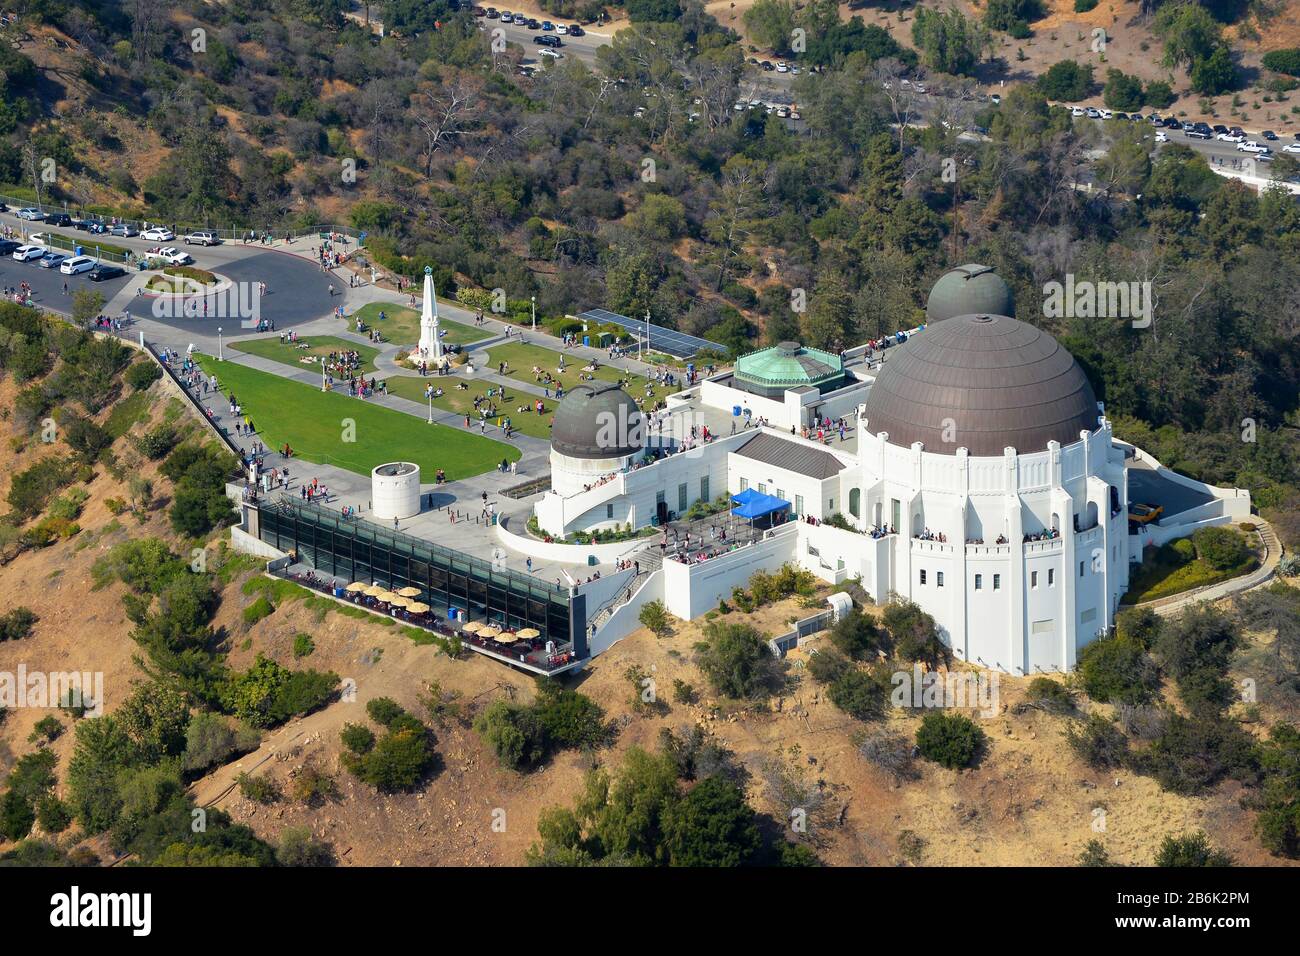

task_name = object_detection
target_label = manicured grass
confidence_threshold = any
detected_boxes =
[384,375,555,440]
[230,335,381,374]
[352,302,489,348]
[195,355,517,479]
[483,342,675,407]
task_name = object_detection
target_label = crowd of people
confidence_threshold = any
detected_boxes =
[1024,528,1061,542]
[914,528,948,542]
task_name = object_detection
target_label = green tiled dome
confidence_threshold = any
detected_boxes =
[927,264,1014,323]
[733,342,846,398]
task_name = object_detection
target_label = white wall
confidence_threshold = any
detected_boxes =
[661,524,799,620]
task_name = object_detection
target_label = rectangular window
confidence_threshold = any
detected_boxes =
[656,490,665,505]
[1080,608,1097,624]
[678,483,688,512]
[937,571,944,587]
[1080,561,1085,577]
[891,499,901,532]
[993,574,1001,590]
[776,489,785,503]
[700,476,709,503]
[919,569,927,585]
[1048,568,1055,587]
[827,498,834,512]
[1031,571,1038,589]
[974,574,983,590]
[606,503,614,519]
[739,478,748,492]
[1031,619,1054,635]
[758,482,767,495]
[795,494,804,515]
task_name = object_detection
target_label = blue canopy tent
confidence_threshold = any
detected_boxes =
[731,490,791,529]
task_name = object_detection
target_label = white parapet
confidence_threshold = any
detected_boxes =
[372,462,421,520]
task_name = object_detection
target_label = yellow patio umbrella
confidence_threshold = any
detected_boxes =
[376,591,398,603]
[478,625,501,638]
[345,581,369,593]
[494,632,517,644]
[388,596,411,608]
[517,628,541,639]
[363,584,386,597]
[407,602,430,614]
[461,621,484,634]
[396,586,422,598]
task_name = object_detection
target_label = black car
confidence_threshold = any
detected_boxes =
[525,18,539,28]
[761,60,774,71]
[1212,124,1228,134]
[0,239,19,256]
[485,8,498,17]
[45,212,72,227]
[1263,130,1278,141]
[87,264,126,282]
[74,218,108,233]
[1163,117,1181,129]
[568,24,583,36]
[533,34,560,47]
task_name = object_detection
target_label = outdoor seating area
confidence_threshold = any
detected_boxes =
[280,570,578,674]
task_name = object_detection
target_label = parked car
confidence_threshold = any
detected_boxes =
[88,263,126,282]
[141,227,175,241]
[525,18,539,29]
[12,244,46,261]
[472,6,486,16]
[1154,130,1169,143]
[1212,124,1228,134]
[1238,140,1271,153]
[16,207,43,220]
[485,7,498,18]
[1283,142,1300,154]
[0,239,19,255]
[533,34,560,47]
[761,60,773,71]
[989,93,1000,105]
[541,20,553,29]
[776,61,788,73]
[108,223,138,237]
[74,218,107,233]
[44,212,72,227]
[38,251,69,269]
[1070,106,1084,117]
[183,230,220,245]
[556,23,568,34]
[59,255,95,275]
[1186,128,1210,139]
[1216,131,1243,142]
[567,24,583,36]
[1262,130,1278,141]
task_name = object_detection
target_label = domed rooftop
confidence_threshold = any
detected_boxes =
[733,342,846,398]
[861,313,1100,457]
[927,264,1014,324]
[550,382,643,460]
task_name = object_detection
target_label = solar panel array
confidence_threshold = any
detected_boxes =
[576,308,725,359]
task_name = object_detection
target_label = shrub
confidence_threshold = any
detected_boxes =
[1038,60,1095,101]
[1263,49,1300,77]
[125,361,162,391]
[276,826,335,866]
[1025,677,1072,710]
[290,767,338,806]
[365,697,406,728]
[638,600,671,637]
[340,723,376,754]
[341,726,435,792]
[1067,713,1129,769]
[697,621,782,700]
[292,633,315,658]
[236,773,280,804]
[1191,526,1249,571]
[1155,831,1232,867]
[806,648,849,684]
[1077,635,1159,704]
[828,608,887,661]
[242,597,274,626]
[915,711,986,769]
[0,608,37,642]
[1074,0,1098,10]
[828,668,887,720]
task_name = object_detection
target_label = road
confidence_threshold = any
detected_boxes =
[482,18,609,68]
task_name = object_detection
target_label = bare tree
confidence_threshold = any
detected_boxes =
[411,82,480,178]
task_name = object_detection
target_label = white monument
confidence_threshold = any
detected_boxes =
[416,265,443,363]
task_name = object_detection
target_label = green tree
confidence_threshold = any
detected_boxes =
[1155,831,1233,866]
[915,711,986,769]
[662,775,762,866]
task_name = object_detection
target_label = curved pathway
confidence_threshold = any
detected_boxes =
[1137,520,1283,617]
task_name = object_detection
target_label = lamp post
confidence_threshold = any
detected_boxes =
[531,295,536,332]
[321,358,328,393]
[217,327,223,361]
[427,391,434,424]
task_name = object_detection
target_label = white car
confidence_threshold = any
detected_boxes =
[141,227,175,241]
[1098,109,1113,120]
[538,48,561,59]
[16,207,43,220]
[1216,131,1244,143]
[990,93,1001,105]
[1283,143,1300,154]
[776,62,788,73]
[59,255,95,275]
[12,244,45,261]
[183,230,220,246]
[1070,106,1084,117]
[147,246,194,265]
[1238,140,1270,153]
[1154,130,1169,143]
[556,24,567,34]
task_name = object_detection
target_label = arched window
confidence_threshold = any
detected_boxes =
[848,488,861,519]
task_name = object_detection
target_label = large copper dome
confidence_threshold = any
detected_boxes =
[550,382,643,459]
[862,313,1100,456]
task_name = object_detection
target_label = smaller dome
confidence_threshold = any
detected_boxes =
[550,382,643,459]
[733,341,846,398]
[927,264,1014,323]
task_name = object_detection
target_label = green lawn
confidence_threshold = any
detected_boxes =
[230,335,381,374]
[352,302,489,349]
[483,342,675,407]
[195,355,518,479]
[384,375,555,440]
[1122,537,1259,604]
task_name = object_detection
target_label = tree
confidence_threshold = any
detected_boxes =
[911,7,989,77]
[915,711,986,769]
[638,600,671,638]
[828,609,887,661]
[883,601,949,669]
[1191,45,1236,95]
[828,669,887,720]
[277,826,336,866]
[1077,634,1159,704]
[696,621,781,700]
[742,0,798,55]
[1103,70,1146,111]
[661,776,762,866]
[1038,60,1095,101]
